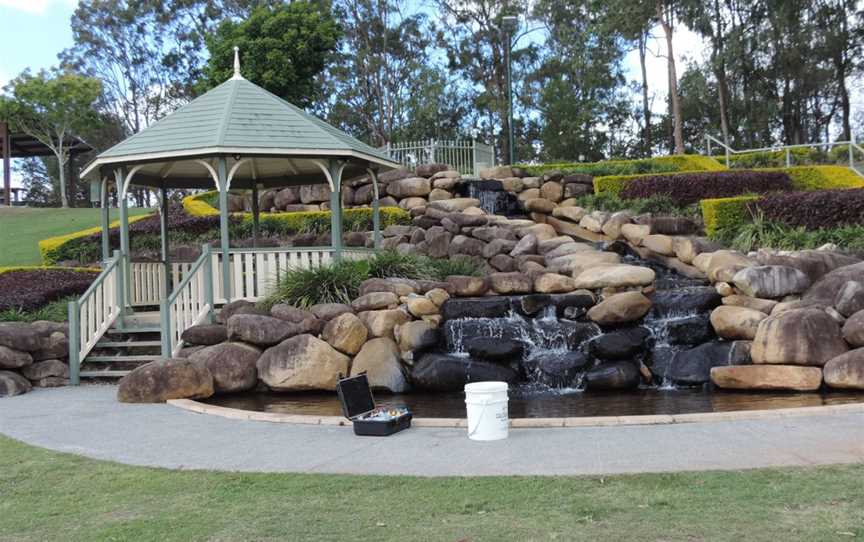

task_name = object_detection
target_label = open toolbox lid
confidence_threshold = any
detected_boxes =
[336,373,376,420]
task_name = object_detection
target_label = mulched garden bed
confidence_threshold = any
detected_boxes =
[0,269,99,312]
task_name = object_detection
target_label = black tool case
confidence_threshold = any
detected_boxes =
[336,373,412,436]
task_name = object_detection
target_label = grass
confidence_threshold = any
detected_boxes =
[0,434,862,541]
[0,207,151,266]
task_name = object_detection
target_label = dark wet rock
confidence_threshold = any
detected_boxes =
[670,341,750,386]
[519,294,553,316]
[523,351,590,387]
[551,292,596,317]
[650,287,721,317]
[585,361,640,390]
[441,297,513,320]
[589,327,650,360]
[411,353,519,392]
[180,324,227,346]
[466,337,524,362]
[667,315,715,345]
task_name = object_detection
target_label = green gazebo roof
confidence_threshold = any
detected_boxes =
[81,72,398,187]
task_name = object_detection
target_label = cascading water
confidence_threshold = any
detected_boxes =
[457,179,522,216]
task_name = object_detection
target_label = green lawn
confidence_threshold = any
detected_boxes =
[0,207,151,266]
[0,435,862,541]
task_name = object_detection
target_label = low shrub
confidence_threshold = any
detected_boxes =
[0,268,99,312]
[618,171,792,205]
[39,213,152,264]
[574,192,700,220]
[701,195,761,237]
[752,187,864,230]
[716,213,864,252]
[521,155,725,178]
[773,166,864,191]
[724,147,827,169]
[0,296,75,323]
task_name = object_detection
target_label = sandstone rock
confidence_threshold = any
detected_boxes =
[692,252,714,274]
[358,309,411,338]
[0,370,32,397]
[446,275,489,297]
[425,288,450,308]
[751,308,849,366]
[0,322,44,352]
[710,306,768,340]
[573,265,655,290]
[0,345,33,369]
[350,338,409,392]
[601,212,632,240]
[405,296,438,318]
[721,295,777,314]
[539,181,563,202]
[835,281,864,317]
[399,196,428,210]
[30,321,68,335]
[227,314,308,347]
[300,183,330,204]
[547,251,620,275]
[427,198,481,213]
[621,223,651,246]
[180,324,227,346]
[309,303,353,321]
[433,177,459,191]
[647,216,698,235]
[579,211,609,233]
[499,178,523,192]
[33,377,68,388]
[480,165,515,179]
[257,335,349,391]
[471,226,516,243]
[823,348,864,390]
[673,237,722,264]
[756,250,860,283]
[387,177,431,198]
[489,272,534,294]
[523,198,555,214]
[642,234,675,256]
[510,234,538,257]
[544,242,594,260]
[411,353,518,391]
[30,331,68,361]
[190,342,260,393]
[585,361,640,390]
[534,273,577,293]
[482,238,518,258]
[117,359,214,403]
[270,304,316,324]
[711,365,822,391]
[842,310,864,347]
[519,223,558,241]
[20,359,68,380]
[448,235,485,257]
[587,292,651,325]
[551,206,587,223]
[216,299,266,324]
[427,188,452,202]
[518,188,541,201]
[351,291,399,312]
[394,320,439,356]
[537,236,573,255]
[706,250,755,282]
[322,313,368,355]
[732,265,811,299]
[715,282,734,296]
[359,277,419,297]
[416,163,449,177]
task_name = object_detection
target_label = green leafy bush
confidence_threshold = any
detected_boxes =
[715,212,864,252]
[0,296,74,323]
[618,170,792,205]
[574,192,699,218]
[700,195,761,237]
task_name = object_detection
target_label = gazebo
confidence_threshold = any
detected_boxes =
[71,50,399,378]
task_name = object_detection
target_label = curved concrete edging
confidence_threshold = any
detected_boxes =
[168,398,864,428]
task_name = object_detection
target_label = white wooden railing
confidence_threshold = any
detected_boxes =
[129,261,195,306]
[162,246,214,357]
[67,250,124,384]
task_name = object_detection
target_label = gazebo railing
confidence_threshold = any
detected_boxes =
[161,245,214,357]
[68,250,124,384]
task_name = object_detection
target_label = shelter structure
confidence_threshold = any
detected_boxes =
[71,49,400,381]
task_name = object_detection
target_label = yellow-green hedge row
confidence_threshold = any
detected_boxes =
[38,214,152,265]
[183,191,220,217]
[0,265,101,275]
[700,195,762,237]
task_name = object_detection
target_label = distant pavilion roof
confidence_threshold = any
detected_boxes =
[81,76,399,189]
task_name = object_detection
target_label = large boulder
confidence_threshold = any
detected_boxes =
[117,359,214,403]
[394,320,439,356]
[803,261,864,306]
[546,251,620,275]
[309,303,353,321]
[257,334,349,391]
[588,327,650,360]
[524,351,590,387]
[601,212,632,240]
[359,277,420,297]
[411,353,519,392]
[751,308,849,366]
[706,250,754,282]
[20,359,68,380]
[445,275,490,297]
[510,234,538,257]
[710,365,823,391]
[670,341,750,386]
[835,281,864,317]
[300,183,330,204]
[270,304,316,323]
[0,370,32,397]
[642,234,675,256]
[357,309,411,338]
[31,332,68,361]
[189,342,260,393]
[585,361,640,390]
[573,265,655,290]
[552,206,587,224]
[755,250,860,283]
[351,291,399,312]
[673,237,722,264]
[650,287,721,317]
[489,272,534,294]
[587,292,651,325]
[709,306,768,340]
[180,324,228,346]
[441,297,511,320]
[534,273,577,294]
[466,337,524,362]
[405,296,439,318]
[731,265,811,299]
[0,323,44,352]
[216,299,267,324]
[448,235,486,257]
[350,338,409,392]
[721,295,778,314]
[667,315,715,345]
[387,177,431,198]
[823,348,864,390]
[842,310,864,347]
[0,345,33,369]
[321,313,368,355]
[427,198,481,213]
[227,314,307,347]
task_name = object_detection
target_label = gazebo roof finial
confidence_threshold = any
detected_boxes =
[231,46,244,80]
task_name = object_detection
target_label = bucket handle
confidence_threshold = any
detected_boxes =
[467,397,498,438]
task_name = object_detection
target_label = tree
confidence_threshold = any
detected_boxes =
[0,70,101,208]
[200,3,340,107]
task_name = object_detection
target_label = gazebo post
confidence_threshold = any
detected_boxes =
[329,160,344,261]
[217,157,232,302]
[115,167,131,311]
[251,183,260,248]
[367,168,382,249]
[159,184,170,297]
[99,178,110,262]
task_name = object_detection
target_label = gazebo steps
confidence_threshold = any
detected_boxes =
[79,370,131,379]
[81,318,165,380]
[85,355,161,363]
[95,340,162,349]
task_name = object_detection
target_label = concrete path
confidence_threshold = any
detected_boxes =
[1,385,864,477]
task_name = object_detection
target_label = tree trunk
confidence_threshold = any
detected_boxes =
[716,66,731,146]
[657,1,684,155]
[57,155,68,208]
[638,33,652,157]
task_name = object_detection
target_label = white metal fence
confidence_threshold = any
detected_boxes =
[383,139,495,176]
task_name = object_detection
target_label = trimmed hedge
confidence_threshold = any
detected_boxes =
[752,188,864,230]
[39,214,152,265]
[701,195,761,237]
[618,170,792,205]
[773,166,864,191]
[520,155,726,178]
[183,192,220,217]
[0,268,99,312]
[724,148,858,169]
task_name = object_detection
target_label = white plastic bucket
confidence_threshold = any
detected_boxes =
[464,381,509,441]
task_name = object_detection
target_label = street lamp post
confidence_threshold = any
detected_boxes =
[502,15,518,166]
